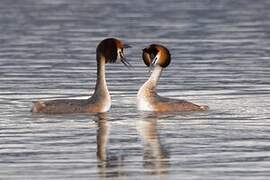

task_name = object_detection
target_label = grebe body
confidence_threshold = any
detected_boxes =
[137,44,208,112]
[32,38,131,114]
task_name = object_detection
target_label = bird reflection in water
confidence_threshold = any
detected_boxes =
[95,112,169,178]
[95,113,125,178]
[137,112,170,175]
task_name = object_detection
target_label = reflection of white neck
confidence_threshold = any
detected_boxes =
[97,118,109,161]
[136,120,168,174]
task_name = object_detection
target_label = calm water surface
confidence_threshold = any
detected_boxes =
[1,0,270,179]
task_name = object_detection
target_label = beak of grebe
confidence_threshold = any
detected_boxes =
[120,43,133,69]
[149,56,158,72]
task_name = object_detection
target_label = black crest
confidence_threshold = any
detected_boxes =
[97,38,118,63]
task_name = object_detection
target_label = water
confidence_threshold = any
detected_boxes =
[1,0,270,179]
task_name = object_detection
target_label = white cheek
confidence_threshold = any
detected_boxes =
[117,50,121,60]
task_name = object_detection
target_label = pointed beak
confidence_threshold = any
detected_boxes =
[120,43,132,69]
[121,57,132,69]
[120,52,133,69]
[150,57,157,67]
[148,56,157,73]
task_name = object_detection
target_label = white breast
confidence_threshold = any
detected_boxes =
[137,87,154,111]
[100,95,111,112]
[102,101,111,112]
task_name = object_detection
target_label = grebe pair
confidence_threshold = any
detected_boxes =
[32,38,208,114]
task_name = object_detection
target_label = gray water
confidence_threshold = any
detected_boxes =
[1,0,270,179]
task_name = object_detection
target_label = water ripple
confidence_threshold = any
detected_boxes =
[1,0,270,179]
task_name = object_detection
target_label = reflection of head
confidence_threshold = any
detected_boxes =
[96,113,125,178]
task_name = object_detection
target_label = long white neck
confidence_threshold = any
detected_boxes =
[139,65,163,94]
[91,56,111,107]
[137,65,163,111]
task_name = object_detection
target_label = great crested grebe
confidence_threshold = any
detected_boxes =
[32,38,131,114]
[137,44,208,112]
